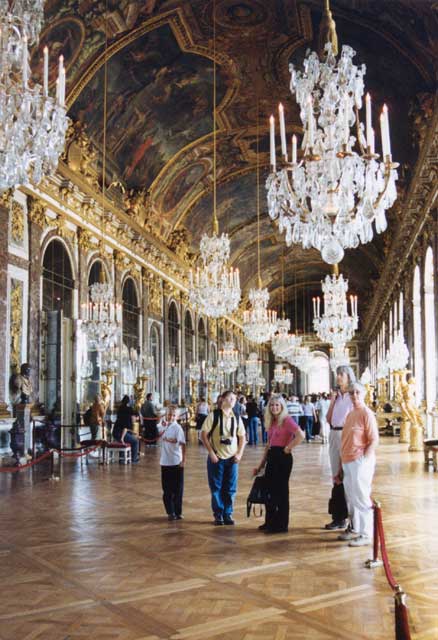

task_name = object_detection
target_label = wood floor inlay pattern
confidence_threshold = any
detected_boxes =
[0,436,437,639]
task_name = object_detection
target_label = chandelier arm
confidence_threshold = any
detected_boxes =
[284,172,311,217]
[373,167,393,210]
[354,105,366,156]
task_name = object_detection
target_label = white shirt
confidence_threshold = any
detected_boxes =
[159,421,186,466]
[317,398,330,420]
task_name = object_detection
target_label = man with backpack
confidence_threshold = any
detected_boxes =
[201,390,246,526]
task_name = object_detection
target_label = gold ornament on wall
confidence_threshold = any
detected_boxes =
[27,197,48,228]
[9,280,23,376]
[147,272,163,316]
[10,200,25,246]
[77,227,95,252]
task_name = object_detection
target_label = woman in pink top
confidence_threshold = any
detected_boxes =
[254,395,304,533]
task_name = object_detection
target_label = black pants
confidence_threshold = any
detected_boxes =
[143,419,158,444]
[264,447,293,532]
[161,465,184,516]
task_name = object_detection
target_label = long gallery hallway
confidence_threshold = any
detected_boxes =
[0,436,437,640]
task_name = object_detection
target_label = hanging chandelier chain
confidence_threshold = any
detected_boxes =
[212,0,218,234]
[256,102,261,283]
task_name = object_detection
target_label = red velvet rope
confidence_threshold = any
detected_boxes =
[0,449,53,473]
[375,505,398,590]
[58,446,100,458]
[373,502,412,640]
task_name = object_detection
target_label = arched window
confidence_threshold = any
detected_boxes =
[150,324,161,396]
[184,311,194,402]
[122,278,140,352]
[424,248,436,415]
[198,318,207,363]
[168,302,180,403]
[42,239,74,317]
[413,266,424,403]
[88,260,106,289]
[399,290,404,332]
[307,351,330,394]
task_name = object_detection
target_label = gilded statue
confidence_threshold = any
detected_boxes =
[400,378,424,432]
[133,378,146,413]
[9,280,23,375]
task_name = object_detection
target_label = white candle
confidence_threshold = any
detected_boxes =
[55,77,59,103]
[43,46,49,97]
[278,103,287,158]
[22,36,28,86]
[380,113,389,158]
[292,134,297,164]
[370,127,375,155]
[312,297,316,316]
[269,115,276,171]
[317,297,320,318]
[365,93,372,148]
[344,94,349,146]
[60,67,65,106]
[382,104,391,157]
[307,97,314,148]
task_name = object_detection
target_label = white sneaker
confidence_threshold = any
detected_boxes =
[349,535,371,547]
[338,530,359,541]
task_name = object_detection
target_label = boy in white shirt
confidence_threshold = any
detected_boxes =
[158,406,186,521]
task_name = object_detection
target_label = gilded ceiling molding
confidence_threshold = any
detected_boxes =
[77,228,95,253]
[363,104,438,340]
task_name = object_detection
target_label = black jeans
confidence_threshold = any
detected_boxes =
[161,465,184,516]
[264,447,293,532]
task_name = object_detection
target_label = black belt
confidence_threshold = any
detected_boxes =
[330,426,343,431]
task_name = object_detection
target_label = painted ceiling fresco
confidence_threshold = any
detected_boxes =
[38,0,437,327]
[69,24,228,190]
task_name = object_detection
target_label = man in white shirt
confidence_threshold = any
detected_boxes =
[159,406,186,521]
[316,393,331,443]
[201,390,246,526]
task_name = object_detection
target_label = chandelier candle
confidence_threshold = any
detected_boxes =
[269,115,276,170]
[279,103,287,158]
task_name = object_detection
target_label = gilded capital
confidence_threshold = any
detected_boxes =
[77,228,94,253]
[27,197,48,228]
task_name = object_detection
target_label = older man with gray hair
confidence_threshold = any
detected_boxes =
[336,382,379,546]
[324,365,356,530]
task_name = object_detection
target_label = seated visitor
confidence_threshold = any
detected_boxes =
[113,395,140,463]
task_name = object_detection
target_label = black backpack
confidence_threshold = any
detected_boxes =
[247,475,271,517]
[83,407,92,427]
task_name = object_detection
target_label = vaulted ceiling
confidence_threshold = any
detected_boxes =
[37,0,437,330]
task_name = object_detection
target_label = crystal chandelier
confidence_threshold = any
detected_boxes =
[284,369,293,385]
[245,352,262,386]
[287,344,312,373]
[272,317,302,358]
[217,341,239,374]
[313,266,358,346]
[266,1,398,264]
[0,0,69,191]
[243,285,278,344]
[386,331,409,371]
[330,345,350,372]
[274,364,286,384]
[188,5,240,318]
[82,280,122,352]
[272,255,302,357]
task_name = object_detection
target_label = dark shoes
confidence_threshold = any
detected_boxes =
[168,514,178,521]
[258,523,268,531]
[324,519,347,530]
[214,516,235,526]
[264,527,288,534]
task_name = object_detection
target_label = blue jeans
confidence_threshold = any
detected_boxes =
[260,417,267,443]
[207,456,239,519]
[117,431,139,461]
[303,416,314,441]
[248,417,258,444]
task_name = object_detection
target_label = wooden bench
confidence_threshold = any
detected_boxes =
[423,439,438,466]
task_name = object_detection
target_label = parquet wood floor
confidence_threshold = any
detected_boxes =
[0,435,437,639]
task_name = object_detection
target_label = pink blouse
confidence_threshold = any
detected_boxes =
[268,416,299,447]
